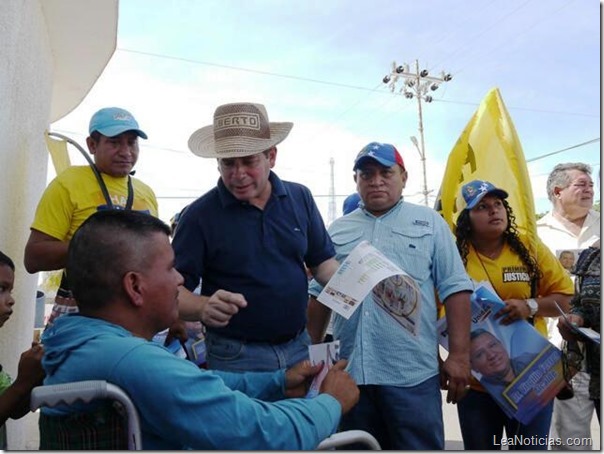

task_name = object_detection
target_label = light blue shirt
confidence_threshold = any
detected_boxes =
[310,198,472,387]
[41,315,341,450]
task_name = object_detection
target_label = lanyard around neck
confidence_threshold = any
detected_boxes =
[90,164,134,210]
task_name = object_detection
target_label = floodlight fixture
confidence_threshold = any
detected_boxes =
[382,58,453,207]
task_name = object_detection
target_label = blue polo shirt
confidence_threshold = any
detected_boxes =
[172,171,335,342]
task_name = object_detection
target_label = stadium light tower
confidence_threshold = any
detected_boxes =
[382,59,453,206]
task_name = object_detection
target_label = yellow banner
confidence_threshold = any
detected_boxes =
[434,87,536,251]
[434,88,544,334]
[45,131,72,174]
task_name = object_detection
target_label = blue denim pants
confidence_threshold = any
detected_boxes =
[205,329,311,372]
[339,375,444,450]
[457,389,553,450]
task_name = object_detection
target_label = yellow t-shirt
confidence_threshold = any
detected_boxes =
[31,166,158,241]
[465,234,574,336]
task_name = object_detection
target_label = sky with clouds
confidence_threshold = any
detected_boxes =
[50,0,601,225]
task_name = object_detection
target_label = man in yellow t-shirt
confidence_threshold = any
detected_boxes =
[24,107,158,324]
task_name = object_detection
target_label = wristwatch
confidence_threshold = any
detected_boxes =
[526,298,539,317]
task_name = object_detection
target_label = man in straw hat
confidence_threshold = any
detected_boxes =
[173,102,340,372]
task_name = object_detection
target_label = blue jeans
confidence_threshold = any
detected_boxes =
[457,389,553,450]
[339,375,444,450]
[205,329,311,372]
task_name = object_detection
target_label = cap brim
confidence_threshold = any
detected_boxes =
[466,188,509,209]
[353,155,395,170]
[95,126,148,140]
[188,122,293,158]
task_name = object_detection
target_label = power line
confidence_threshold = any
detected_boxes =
[116,48,597,119]
[526,138,600,162]
[433,0,535,73]
[118,48,378,93]
[438,0,577,79]
[51,128,189,155]
[529,162,600,178]
[434,98,598,118]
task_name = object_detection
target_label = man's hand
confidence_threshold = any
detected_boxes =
[558,314,584,342]
[201,290,247,327]
[319,360,359,414]
[166,319,188,344]
[441,352,470,404]
[284,360,324,398]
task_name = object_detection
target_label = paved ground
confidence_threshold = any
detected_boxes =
[442,390,601,450]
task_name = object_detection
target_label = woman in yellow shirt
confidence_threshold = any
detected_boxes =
[454,180,574,450]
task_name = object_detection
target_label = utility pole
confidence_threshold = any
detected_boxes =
[382,60,452,206]
[327,157,336,225]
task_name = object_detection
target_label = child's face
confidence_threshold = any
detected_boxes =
[0,264,15,327]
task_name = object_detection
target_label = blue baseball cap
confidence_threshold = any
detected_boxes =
[88,107,148,139]
[342,192,361,215]
[460,180,508,210]
[353,142,405,171]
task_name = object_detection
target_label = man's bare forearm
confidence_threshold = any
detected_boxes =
[177,286,205,321]
[307,296,331,344]
[443,291,472,358]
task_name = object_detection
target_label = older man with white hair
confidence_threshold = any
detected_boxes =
[537,162,600,450]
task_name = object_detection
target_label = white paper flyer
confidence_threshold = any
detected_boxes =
[306,340,340,398]
[554,301,601,345]
[317,240,421,336]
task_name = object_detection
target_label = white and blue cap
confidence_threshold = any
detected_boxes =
[353,142,405,171]
[89,107,148,139]
[460,180,508,210]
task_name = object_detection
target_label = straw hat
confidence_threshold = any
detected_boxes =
[188,102,293,158]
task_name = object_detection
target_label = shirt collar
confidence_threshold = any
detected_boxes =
[360,196,404,219]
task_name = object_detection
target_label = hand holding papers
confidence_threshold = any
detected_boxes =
[317,241,421,336]
[554,301,601,345]
[306,340,340,398]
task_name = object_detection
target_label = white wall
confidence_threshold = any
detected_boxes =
[1,0,117,448]
[0,0,54,449]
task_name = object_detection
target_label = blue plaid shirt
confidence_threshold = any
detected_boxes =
[310,198,472,387]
